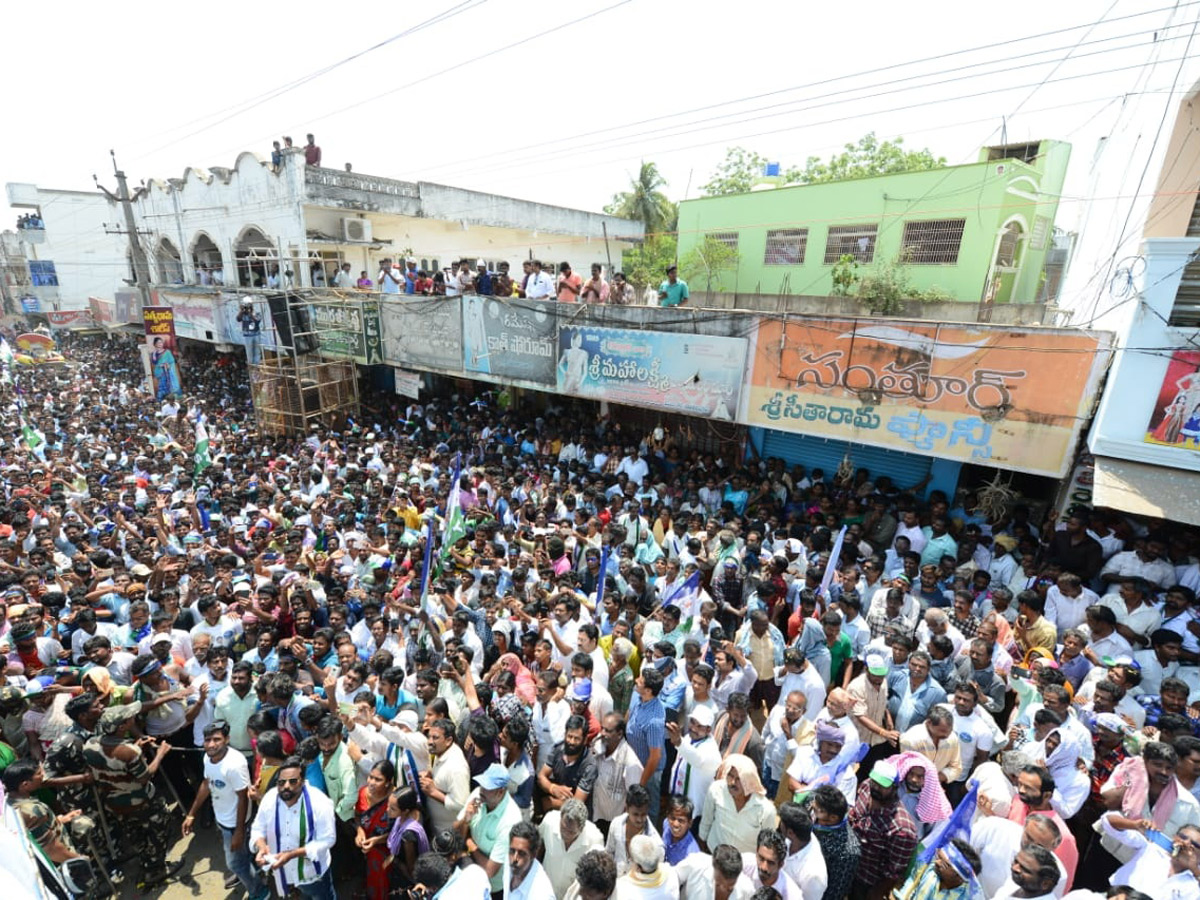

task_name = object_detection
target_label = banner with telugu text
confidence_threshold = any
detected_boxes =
[744,318,1109,477]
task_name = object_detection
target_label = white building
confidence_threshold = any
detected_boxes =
[1059,80,1200,524]
[114,148,640,291]
[4,184,127,312]
[5,149,642,315]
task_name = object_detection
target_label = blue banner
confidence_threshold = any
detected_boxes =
[556,326,748,418]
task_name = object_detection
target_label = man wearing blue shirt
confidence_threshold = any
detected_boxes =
[658,265,689,307]
[626,666,666,822]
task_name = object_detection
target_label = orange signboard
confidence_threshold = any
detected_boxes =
[745,318,1110,476]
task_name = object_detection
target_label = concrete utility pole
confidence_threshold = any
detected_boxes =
[95,151,153,309]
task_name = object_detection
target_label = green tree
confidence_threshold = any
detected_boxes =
[793,132,946,185]
[699,135,945,197]
[699,147,770,197]
[604,161,677,236]
[622,235,677,294]
[680,235,740,299]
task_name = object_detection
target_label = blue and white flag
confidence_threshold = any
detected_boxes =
[817,525,848,601]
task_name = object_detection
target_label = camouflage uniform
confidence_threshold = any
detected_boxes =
[82,702,174,884]
[43,721,98,818]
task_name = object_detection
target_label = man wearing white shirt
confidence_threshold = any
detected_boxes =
[503,821,556,900]
[969,814,1066,899]
[524,260,555,300]
[742,830,802,900]
[183,721,267,900]
[421,717,471,834]
[592,714,645,828]
[666,705,722,817]
[1100,541,1177,595]
[1045,575,1098,638]
[1083,606,1134,663]
[1099,814,1200,900]
[617,449,650,487]
[895,511,927,556]
[779,802,827,900]
[538,800,603,900]
[251,759,337,900]
[992,846,1065,900]
[676,846,754,900]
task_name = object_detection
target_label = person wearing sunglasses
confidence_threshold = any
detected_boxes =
[251,757,338,900]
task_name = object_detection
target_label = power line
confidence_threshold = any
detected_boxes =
[415,1,1200,178]
[1082,13,1200,328]
[445,23,1189,182]
[439,54,1200,197]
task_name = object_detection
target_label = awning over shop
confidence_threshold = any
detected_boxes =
[1093,456,1200,526]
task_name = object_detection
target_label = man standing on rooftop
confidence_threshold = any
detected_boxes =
[305,134,321,167]
[658,264,689,307]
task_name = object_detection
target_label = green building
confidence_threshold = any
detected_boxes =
[675,140,1071,305]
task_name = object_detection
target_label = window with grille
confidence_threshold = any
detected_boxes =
[823,224,877,264]
[901,219,966,265]
[763,229,808,265]
[28,261,58,287]
[706,231,739,251]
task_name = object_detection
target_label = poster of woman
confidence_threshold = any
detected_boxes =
[1145,350,1200,448]
[143,305,182,399]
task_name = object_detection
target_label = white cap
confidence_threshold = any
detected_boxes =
[689,704,715,728]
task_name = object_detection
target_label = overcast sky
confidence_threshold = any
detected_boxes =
[4,0,1199,238]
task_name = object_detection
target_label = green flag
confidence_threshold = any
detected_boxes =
[194,420,211,476]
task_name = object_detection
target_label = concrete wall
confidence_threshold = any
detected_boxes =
[301,207,618,279]
[696,292,1051,323]
[4,185,126,311]
[1143,84,1200,240]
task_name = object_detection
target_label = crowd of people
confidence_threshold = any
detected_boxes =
[15,214,44,231]
[0,330,1197,900]
[365,257,658,306]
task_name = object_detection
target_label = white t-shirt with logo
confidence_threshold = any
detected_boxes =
[204,748,251,828]
[948,708,994,782]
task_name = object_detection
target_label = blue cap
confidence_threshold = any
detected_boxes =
[474,763,509,791]
[567,678,592,703]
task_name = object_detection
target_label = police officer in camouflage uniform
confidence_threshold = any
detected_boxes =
[42,691,103,846]
[1,759,88,863]
[82,700,183,889]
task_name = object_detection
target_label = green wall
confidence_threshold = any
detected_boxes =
[676,140,1070,303]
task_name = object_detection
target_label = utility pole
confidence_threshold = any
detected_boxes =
[95,151,153,309]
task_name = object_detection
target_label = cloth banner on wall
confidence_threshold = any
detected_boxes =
[556,325,748,418]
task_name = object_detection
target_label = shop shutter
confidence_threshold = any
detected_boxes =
[758,428,932,490]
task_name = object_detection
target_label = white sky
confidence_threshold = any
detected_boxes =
[3,0,1200,238]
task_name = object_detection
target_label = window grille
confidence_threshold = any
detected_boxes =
[763,229,808,265]
[901,219,966,265]
[706,231,740,252]
[824,224,877,264]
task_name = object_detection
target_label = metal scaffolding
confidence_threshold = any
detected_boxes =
[248,290,360,435]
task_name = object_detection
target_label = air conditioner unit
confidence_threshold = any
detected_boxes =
[343,218,372,242]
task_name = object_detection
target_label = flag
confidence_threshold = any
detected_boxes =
[420,515,438,616]
[194,420,211,476]
[594,544,610,607]
[663,569,702,629]
[20,422,44,460]
[817,525,848,603]
[917,780,978,864]
[439,452,466,559]
[0,338,14,367]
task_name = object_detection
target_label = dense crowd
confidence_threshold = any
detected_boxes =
[0,331,1197,900]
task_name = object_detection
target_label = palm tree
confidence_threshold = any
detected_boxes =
[605,162,677,237]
